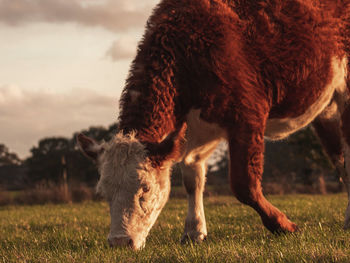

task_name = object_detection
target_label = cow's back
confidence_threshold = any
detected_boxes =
[197,0,346,129]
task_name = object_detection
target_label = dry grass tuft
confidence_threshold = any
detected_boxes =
[14,184,72,205]
[0,184,98,206]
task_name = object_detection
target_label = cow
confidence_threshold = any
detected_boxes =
[77,0,350,250]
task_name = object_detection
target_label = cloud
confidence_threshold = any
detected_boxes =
[105,37,139,61]
[0,0,156,33]
[0,85,117,158]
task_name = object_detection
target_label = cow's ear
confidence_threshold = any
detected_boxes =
[145,123,187,164]
[76,133,104,160]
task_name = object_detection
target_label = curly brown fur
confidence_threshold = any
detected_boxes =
[119,0,349,142]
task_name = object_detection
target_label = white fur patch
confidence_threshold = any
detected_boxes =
[265,57,347,140]
[183,110,226,160]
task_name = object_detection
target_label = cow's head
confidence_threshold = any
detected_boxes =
[77,132,174,250]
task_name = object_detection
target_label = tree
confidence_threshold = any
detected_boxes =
[0,144,21,166]
[287,126,332,170]
[72,123,119,144]
[205,126,336,187]
[263,126,336,189]
[26,124,119,186]
[286,126,334,186]
[26,137,71,184]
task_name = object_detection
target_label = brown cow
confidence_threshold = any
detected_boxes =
[77,0,350,250]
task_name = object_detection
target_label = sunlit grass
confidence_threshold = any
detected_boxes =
[1,194,350,262]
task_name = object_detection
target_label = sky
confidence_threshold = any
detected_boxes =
[0,0,159,158]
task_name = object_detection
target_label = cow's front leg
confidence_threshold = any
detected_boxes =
[229,128,298,233]
[180,160,208,243]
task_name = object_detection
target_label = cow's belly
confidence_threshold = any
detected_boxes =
[265,57,347,141]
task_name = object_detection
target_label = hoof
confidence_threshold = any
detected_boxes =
[274,222,299,234]
[264,217,299,234]
[181,232,207,244]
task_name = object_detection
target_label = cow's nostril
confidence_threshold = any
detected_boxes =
[128,238,134,248]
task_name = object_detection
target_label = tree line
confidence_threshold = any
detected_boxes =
[0,124,118,188]
[0,124,339,191]
[208,126,338,192]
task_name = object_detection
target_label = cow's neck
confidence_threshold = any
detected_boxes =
[118,41,179,145]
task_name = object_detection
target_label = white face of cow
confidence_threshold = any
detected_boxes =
[77,133,171,250]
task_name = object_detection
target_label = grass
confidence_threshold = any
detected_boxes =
[0,194,350,262]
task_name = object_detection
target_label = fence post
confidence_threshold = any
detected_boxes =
[61,155,70,203]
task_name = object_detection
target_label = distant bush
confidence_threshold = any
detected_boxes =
[0,183,97,206]
[71,185,93,202]
[0,190,13,206]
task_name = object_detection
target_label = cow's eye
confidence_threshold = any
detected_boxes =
[142,184,150,193]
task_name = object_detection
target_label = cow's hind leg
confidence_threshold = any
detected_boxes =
[229,128,298,233]
[341,105,350,229]
[315,95,350,229]
[313,112,350,229]
[180,140,220,243]
[313,107,344,173]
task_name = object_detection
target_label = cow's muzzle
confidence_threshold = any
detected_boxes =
[108,235,135,249]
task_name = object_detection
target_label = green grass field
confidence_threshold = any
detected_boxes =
[1,193,350,262]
